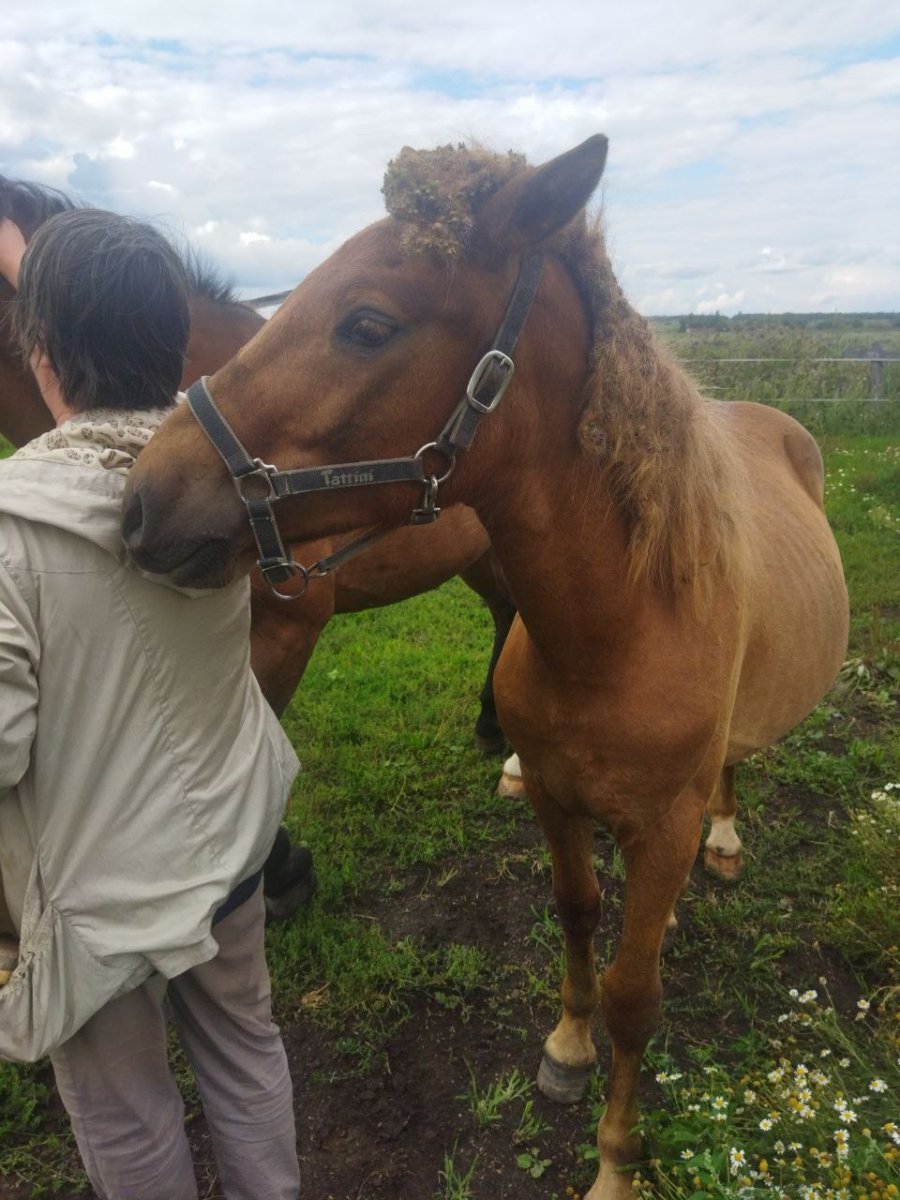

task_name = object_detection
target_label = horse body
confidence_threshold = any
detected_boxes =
[122,137,848,1198]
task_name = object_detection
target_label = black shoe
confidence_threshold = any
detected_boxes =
[264,844,317,922]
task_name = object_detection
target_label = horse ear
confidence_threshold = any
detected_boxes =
[476,134,608,253]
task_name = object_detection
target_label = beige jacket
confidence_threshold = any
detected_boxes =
[0,420,298,1062]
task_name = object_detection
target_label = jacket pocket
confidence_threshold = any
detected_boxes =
[0,860,149,1063]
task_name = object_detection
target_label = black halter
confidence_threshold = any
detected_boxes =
[186,248,544,599]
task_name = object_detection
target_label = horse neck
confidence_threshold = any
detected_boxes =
[462,257,722,675]
[458,264,641,673]
[184,295,265,385]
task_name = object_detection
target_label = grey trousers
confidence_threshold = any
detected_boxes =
[50,886,300,1200]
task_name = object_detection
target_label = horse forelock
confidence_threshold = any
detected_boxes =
[382,143,527,259]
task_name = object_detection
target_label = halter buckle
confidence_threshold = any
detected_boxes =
[235,459,279,502]
[466,350,515,414]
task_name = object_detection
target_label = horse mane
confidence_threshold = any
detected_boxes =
[0,177,243,310]
[179,245,241,306]
[0,176,78,228]
[384,144,746,607]
[560,219,746,607]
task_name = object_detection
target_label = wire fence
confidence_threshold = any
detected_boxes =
[678,357,899,403]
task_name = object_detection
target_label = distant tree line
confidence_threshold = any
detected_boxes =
[654,313,900,334]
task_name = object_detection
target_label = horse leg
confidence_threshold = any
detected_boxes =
[704,764,744,881]
[249,566,336,919]
[531,788,603,1104]
[586,792,705,1200]
[458,553,516,756]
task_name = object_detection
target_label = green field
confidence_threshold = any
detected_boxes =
[1,320,898,1199]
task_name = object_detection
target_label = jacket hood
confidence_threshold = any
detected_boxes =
[0,458,129,559]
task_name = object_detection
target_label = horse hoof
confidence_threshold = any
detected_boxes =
[537,1051,594,1104]
[704,846,744,882]
[497,771,526,799]
[474,729,508,757]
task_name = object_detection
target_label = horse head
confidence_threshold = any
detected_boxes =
[123,135,608,587]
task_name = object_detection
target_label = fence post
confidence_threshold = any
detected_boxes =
[870,359,884,401]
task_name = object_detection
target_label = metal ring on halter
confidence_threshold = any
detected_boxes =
[414,442,456,483]
[267,560,312,601]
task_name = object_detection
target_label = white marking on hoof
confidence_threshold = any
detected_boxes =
[503,753,521,779]
[497,752,526,798]
[705,816,742,859]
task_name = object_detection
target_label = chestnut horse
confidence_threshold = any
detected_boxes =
[0,177,515,733]
[123,135,848,1198]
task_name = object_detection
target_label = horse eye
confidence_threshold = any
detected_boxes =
[341,312,396,349]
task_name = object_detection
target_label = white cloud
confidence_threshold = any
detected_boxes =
[1,5,898,311]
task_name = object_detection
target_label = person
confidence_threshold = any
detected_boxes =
[0,210,302,1199]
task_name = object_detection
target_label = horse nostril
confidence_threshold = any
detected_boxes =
[121,491,145,549]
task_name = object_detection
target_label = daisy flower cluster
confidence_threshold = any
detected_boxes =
[624,985,898,1199]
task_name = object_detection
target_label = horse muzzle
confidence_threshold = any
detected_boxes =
[121,478,241,589]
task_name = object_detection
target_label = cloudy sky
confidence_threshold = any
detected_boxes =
[2,2,898,314]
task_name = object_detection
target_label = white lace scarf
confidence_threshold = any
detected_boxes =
[12,407,173,475]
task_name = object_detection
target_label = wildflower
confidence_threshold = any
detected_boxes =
[799,989,818,1004]
[744,1088,757,1103]
[869,1078,887,1093]
[839,1058,851,1068]
[856,997,870,1013]
[759,1117,774,1131]
[789,988,799,999]
[729,1147,746,1174]
[768,1067,786,1083]
[820,1049,831,1059]
[839,1108,857,1125]
[712,1096,727,1110]
[774,1140,785,1155]
[680,1149,693,1160]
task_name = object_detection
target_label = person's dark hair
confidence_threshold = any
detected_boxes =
[13,209,190,412]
